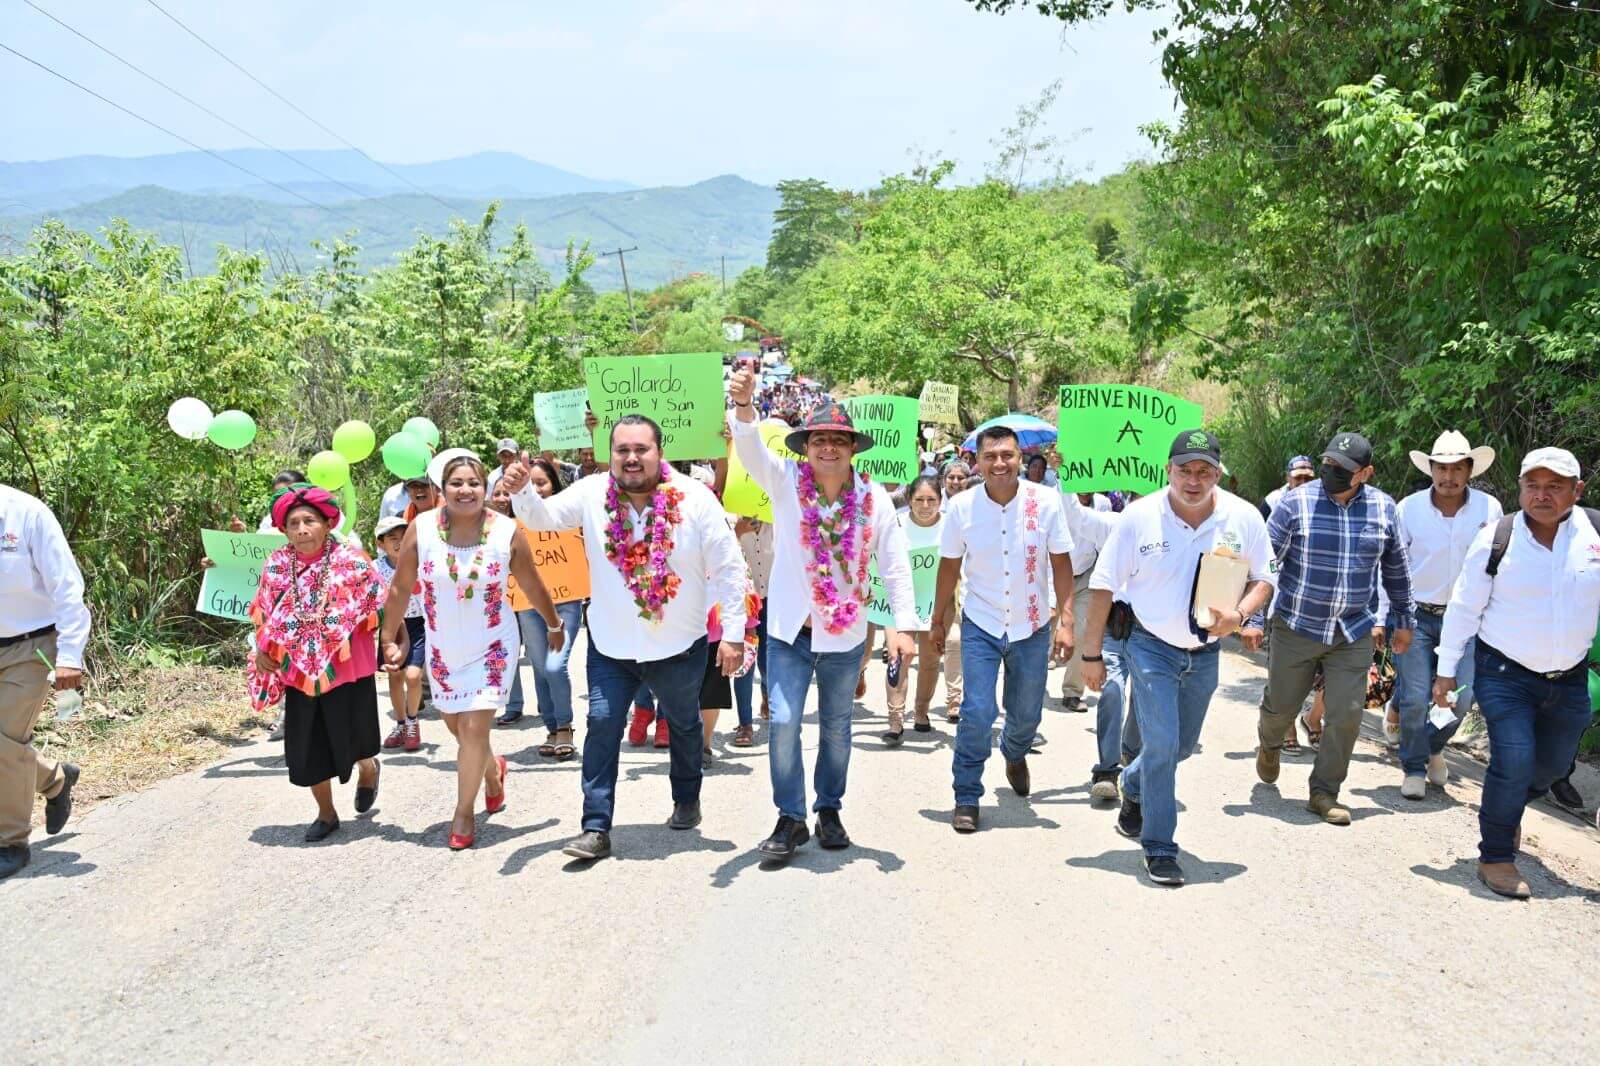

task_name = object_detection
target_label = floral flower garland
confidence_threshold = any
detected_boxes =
[797,461,873,635]
[439,508,493,601]
[603,469,685,622]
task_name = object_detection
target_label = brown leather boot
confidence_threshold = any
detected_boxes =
[1307,792,1351,826]
[1005,756,1031,797]
[1256,745,1280,784]
[1477,861,1530,899]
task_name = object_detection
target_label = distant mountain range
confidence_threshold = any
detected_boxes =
[0,154,779,291]
[0,149,636,214]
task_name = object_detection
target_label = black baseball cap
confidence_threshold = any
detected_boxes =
[1169,429,1222,468]
[1321,431,1374,472]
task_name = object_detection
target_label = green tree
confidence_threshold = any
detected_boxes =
[788,164,1128,414]
[765,179,860,277]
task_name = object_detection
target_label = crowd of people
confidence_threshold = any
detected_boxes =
[2,372,1596,899]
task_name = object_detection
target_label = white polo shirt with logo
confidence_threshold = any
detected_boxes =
[1090,487,1275,651]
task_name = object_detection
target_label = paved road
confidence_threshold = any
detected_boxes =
[5,643,1598,1064]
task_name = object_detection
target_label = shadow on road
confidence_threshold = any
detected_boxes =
[5,832,96,881]
[248,815,559,852]
[203,754,287,779]
[708,839,905,888]
[499,823,739,876]
[1222,782,1390,825]
[1410,857,1600,902]
[1349,784,1462,814]
[915,799,1060,831]
[1064,847,1248,886]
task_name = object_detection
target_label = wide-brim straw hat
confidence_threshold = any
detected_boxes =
[1409,430,1494,478]
[784,402,875,455]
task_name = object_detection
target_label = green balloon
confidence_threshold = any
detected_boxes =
[402,416,440,448]
[307,449,350,491]
[381,432,430,479]
[206,409,257,450]
[331,420,376,463]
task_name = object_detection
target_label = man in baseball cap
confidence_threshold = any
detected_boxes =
[1260,455,1317,520]
[488,438,520,493]
[1431,446,1596,898]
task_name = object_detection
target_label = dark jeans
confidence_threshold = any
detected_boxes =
[581,637,709,832]
[1474,643,1591,864]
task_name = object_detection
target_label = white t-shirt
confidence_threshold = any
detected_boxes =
[1091,487,1275,650]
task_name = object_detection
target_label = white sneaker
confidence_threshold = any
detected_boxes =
[1400,774,1426,800]
[1382,701,1401,748]
[1427,753,1448,786]
[268,715,286,742]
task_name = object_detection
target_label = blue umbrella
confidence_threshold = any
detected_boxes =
[960,412,1057,452]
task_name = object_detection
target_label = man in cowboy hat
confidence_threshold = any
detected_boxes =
[728,365,918,862]
[1388,431,1503,800]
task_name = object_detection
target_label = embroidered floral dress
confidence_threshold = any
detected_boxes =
[415,509,521,713]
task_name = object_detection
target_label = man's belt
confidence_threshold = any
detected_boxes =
[1481,640,1588,682]
[0,624,55,649]
[1417,603,1448,616]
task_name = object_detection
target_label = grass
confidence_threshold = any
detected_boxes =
[29,662,267,829]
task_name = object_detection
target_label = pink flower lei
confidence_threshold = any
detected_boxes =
[603,468,685,622]
[797,461,873,635]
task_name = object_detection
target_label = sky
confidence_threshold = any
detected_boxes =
[1,0,1178,189]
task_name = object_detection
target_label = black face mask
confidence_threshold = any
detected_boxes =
[1320,465,1356,494]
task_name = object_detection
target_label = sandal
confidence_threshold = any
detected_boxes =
[538,732,559,758]
[883,711,904,747]
[552,727,576,761]
[913,711,932,733]
[1283,735,1303,756]
[946,710,960,724]
[731,724,755,747]
[1298,709,1322,750]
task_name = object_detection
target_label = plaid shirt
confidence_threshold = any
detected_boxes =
[1262,480,1414,643]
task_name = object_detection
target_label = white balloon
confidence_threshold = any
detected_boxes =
[166,397,214,440]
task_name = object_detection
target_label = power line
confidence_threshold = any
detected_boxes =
[0,39,362,226]
[141,0,458,211]
[23,0,427,232]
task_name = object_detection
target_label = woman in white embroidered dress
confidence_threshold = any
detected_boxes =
[380,453,564,851]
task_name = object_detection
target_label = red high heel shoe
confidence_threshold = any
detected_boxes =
[448,829,475,850]
[485,755,508,814]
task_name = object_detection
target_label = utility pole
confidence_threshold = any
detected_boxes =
[720,255,726,295]
[600,246,639,331]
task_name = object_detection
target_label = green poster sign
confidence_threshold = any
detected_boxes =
[196,528,286,621]
[534,387,591,451]
[1055,384,1205,496]
[867,544,941,627]
[583,352,727,460]
[843,395,920,484]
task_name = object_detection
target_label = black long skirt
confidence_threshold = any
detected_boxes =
[283,674,380,788]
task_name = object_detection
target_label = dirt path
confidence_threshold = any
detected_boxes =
[4,644,1597,1064]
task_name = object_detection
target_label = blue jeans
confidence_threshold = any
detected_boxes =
[732,601,768,728]
[580,637,708,832]
[1393,610,1471,775]
[1093,634,1141,774]
[634,684,654,713]
[514,602,583,731]
[952,616,1051,805]
[1121,626,1220,859]
[1473,642,1592,864]
[766,628,865,820]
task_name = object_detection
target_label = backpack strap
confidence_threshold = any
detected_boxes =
[1486,506,1600,576]
[1484,514,1516,577]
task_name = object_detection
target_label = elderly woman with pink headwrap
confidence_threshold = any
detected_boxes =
[248,485,387,842]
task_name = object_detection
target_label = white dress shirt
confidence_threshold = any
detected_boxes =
[1394,488,1503,606]
[941,480,1073,641]
[731,417,918,652]
[737,519,775,599]
[512,472,746,662]
[1062,493,1108,575]
[1436,509,1600,677]
[0,485,92,669]
[1091,488,1275,651]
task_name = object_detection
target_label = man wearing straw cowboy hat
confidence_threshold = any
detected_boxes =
[1388,431,1503,801]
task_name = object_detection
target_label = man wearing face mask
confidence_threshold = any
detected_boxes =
[1254,431,1416,826]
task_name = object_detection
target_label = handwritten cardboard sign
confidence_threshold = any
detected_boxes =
[724,420,801,521]
[866,544,941,627]
[918,381,959,425]
[583,352,726,460]
[534,388,591,451]
[196,529,286,621]
[843,395,920,484]
[528,528,590,604]
[1055,384,1204,495]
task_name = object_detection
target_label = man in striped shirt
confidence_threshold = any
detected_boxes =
[1254,432,1416,826]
